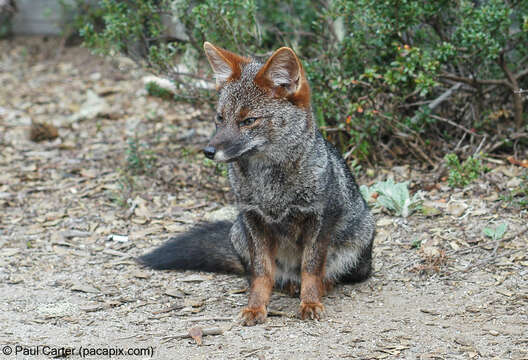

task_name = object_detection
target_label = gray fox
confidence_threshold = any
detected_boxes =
[139,42,376,326]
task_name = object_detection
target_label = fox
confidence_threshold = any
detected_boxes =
[139,42,376,326]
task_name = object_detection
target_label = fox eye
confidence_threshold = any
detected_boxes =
[241,117,257,127]
[216,114,224,123]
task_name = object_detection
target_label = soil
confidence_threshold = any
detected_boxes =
[1,37,527,360]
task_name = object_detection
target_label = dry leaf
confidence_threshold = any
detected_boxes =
[188,327,203,345]
[506,156,528,168]
[30,121,59,142]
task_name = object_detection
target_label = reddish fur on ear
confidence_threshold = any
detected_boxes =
[203,42,250,88]
[254,47,311,109]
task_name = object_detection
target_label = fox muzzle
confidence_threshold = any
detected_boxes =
[203,146,216,160]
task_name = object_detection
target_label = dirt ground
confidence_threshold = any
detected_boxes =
[1,37,527,360]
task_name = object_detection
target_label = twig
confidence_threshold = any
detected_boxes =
[447,225,528,256]
[473,135,487,155]
[151,304,184,315]
[429,83,463,109]
[185,316,233,322]
[440,72,511,89]
[407,141,435,167]
[428,114,484,137]
[161,327,223,343]
[485,132,528,153]
[461,249,520,273]
[268,309,293,317]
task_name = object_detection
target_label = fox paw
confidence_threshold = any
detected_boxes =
[239,305,267,326]
[299,301,324,320]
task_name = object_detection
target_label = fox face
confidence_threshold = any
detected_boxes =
[203,42,313,163]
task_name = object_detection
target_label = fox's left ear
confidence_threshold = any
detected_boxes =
[255,47,310,108]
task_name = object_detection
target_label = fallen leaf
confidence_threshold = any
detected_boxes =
[447,202,468,217]
[30,122,59,142]
[188,327,203,345]
[506,156,528,168]
[164,288,184,298]
[132,271,151,279]
[421,206,442,217]
[80,168,98,178]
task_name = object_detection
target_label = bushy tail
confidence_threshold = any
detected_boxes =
[137,221,245,274]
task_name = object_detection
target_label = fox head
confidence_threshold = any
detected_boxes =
[202,42,313,163]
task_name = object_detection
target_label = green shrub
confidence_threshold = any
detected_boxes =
[126,137,157,175]
[79,0,528,160]
[145,81,174,100]
[444,153,487,188]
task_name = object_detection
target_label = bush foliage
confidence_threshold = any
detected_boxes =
[79,0,528,161]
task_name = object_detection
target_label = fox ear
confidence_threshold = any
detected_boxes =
[255,47,310,108]
[203,42,249,88]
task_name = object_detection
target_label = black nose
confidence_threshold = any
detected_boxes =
[203,146,216,160]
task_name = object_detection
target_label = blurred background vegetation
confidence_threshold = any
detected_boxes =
[7,0,528,165]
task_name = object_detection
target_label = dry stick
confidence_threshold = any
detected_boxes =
[185,316,233,322]
[447,224,528,257]
[402,225,528,273]
[485,132,528,153]
[461,249,520,273]
[161,327,224,343]
[407,141,436,167]
[440,72,511,88]
[498,54,524,128]
[408,83,462,125]
[428,114,484,138]
[473,135,487,156]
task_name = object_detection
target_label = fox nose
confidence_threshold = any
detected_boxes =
[203,146,216,160]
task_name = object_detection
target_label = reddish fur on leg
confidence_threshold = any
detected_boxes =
[241,275,274,326]
[299,272,325,320]
[240,305,267,326]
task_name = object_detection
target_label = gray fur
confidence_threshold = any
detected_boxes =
[210,59,375,287]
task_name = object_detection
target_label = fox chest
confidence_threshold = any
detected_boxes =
[231,167,315,222]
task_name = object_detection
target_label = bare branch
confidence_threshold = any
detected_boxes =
[440,72,512,89]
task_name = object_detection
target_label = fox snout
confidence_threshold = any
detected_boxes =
[203,146,216,160]
[204,128,235,162]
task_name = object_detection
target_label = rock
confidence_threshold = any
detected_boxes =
[71,90,109,122]
[377,217,393,227]
[37,302,77,319]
